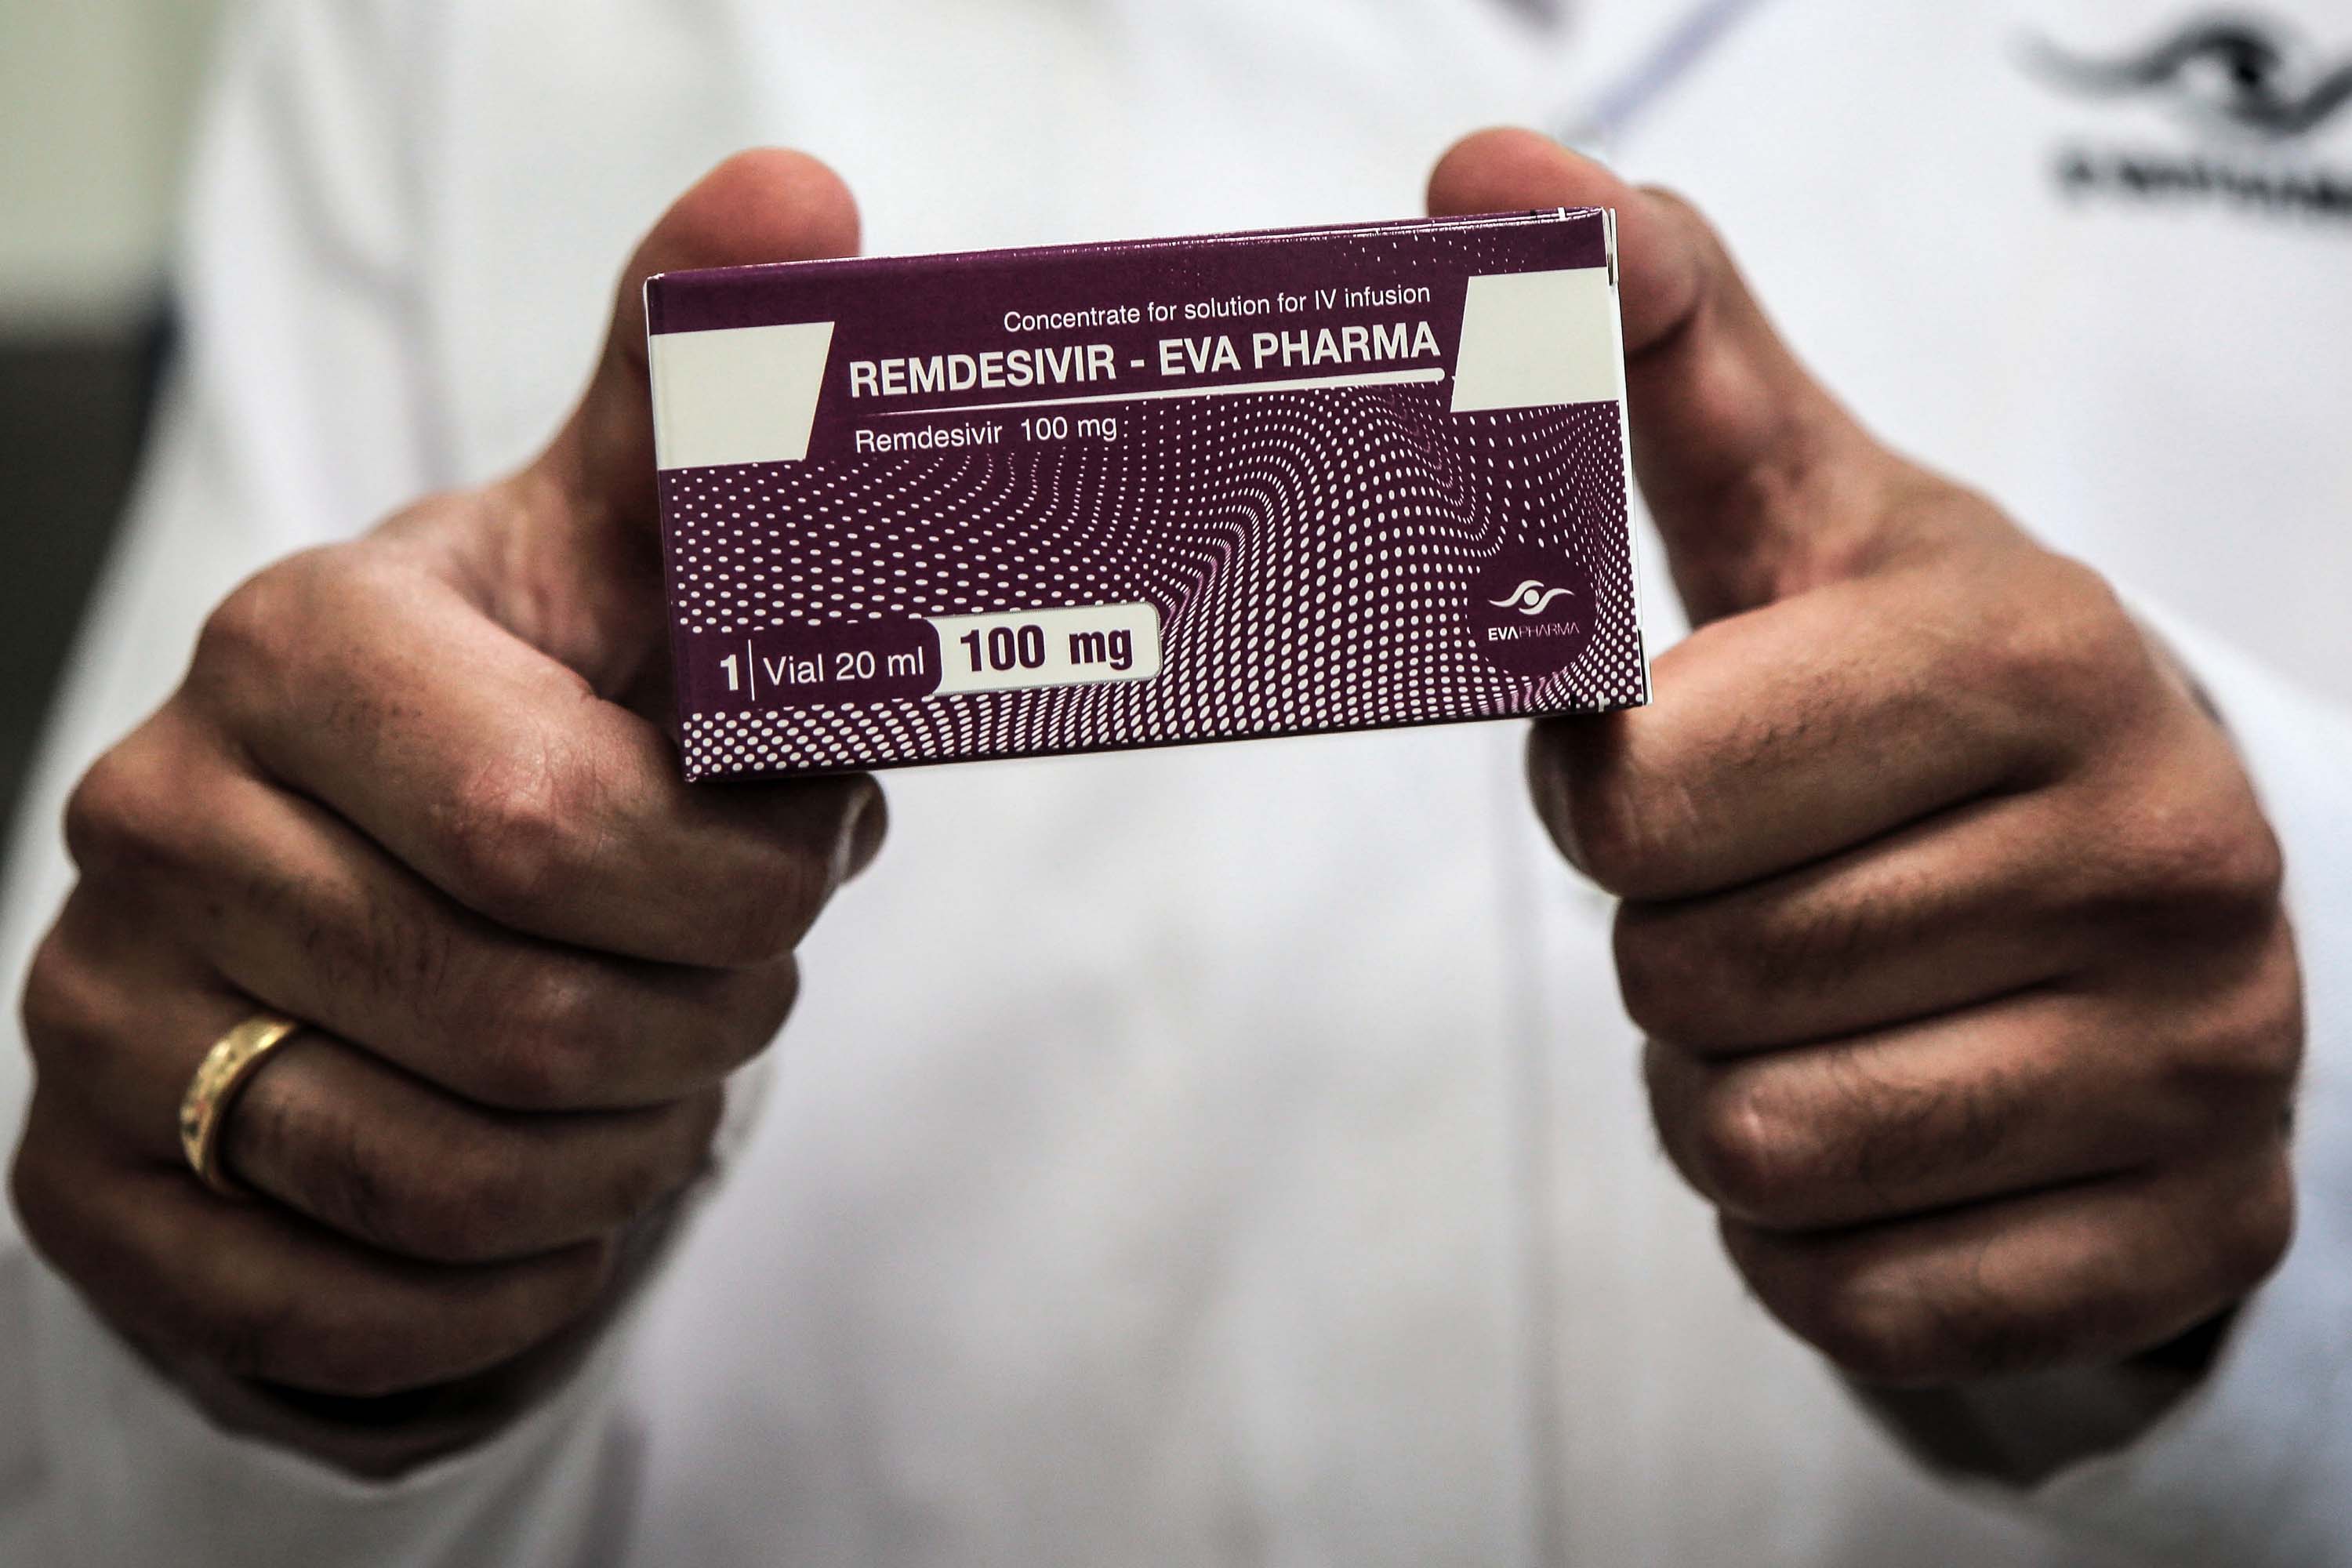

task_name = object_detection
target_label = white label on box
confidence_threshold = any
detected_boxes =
[927,602,1163,696]
[1449,267,1624,413]
[649,321,837,468]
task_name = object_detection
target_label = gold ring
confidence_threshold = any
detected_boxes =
[178,1011,305,1196]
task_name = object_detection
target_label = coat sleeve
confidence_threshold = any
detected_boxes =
[0,5,700,1563]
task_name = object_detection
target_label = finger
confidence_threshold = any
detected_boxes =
[1526,566,2074,900]
[32,885,734,1264]
[1646,933,2299,1232]
[83,724,800,1105]
[43,976,728,1264]
[1430,128,1902,621]
[1613,693,2272,1045]
[34,880,781,1171]
[1720,1146,2295,1385]
[220,1037,724,1264]
[1614,800,2078,1052]
[21,884,226,1148]
[184,565,883,965]
[12,1101,619,1399]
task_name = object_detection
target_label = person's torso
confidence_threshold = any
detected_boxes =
[379,2,2352,1563]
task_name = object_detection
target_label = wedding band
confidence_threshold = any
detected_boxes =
[178,1011,305,1196]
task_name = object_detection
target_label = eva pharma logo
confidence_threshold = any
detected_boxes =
[1487,578,1581,618]
[1469,548,1597,680]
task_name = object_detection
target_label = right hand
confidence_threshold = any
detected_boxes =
[10,151,880,1450]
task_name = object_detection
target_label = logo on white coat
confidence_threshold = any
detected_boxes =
[2024,14,2352,225]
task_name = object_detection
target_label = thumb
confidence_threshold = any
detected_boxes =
[1429,129,1904,623]
[488,151,860,678]
[547,147,860,535]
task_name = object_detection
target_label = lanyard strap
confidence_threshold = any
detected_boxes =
[1559,0,1779,148]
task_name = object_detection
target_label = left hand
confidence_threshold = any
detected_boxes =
[1432,130,2302,1385]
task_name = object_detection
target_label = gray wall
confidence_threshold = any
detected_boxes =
[0,0,223,328]
[0,0,223,843]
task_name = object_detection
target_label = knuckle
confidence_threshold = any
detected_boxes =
[191,563,302,684]
[2109,793,2285,942]
[62,740,176,880]
[599,1159,663,1232]
[1560,771,1640,891]
[1555,760,1675,898]
[440,747,572,921]
[6,1118,69,1265]
[604,1127,694,1228]
[2220,816,2289,920]
[2043,557,2135,675]
[710,780,881,964]
[187,552,359,715]
[2191,811,2286,931]
[1686,1073,1820,1223]
[506,957,608,1065]
[1804,1284,1947,1385]
[682,1083,729,1161]
[1726,1229,1948,1385]
[197,1289,309,1385]
[18,931,106,1083]
[2245,932,2309,1088]
[757,952,804,1036]
[1987,557,2146,725]
[2215,1152,2296,1300]
[2178,931,2307,1111]
[665,1090,728,1185]
[703,956,800,1075]
[434,742,589,927]
[1612,913,1708,1041]
[1739,1240,1951,1385]
[8,1099,118,1292]
[394,1142,539,1265]
[713,852,828,966]
[477,960,613,1108]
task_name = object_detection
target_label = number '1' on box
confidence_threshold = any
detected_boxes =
[646,208,1647,779]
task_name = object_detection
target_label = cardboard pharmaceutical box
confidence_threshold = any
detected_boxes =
[646,209,1646,779]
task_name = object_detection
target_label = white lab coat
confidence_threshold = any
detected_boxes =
[4,2,2350,1564]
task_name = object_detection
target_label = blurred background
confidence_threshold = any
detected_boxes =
[0,0,223,861]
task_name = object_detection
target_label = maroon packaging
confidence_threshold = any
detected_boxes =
[646,209,1646,779]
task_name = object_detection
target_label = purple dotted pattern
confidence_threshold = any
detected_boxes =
[665,384,1644,779]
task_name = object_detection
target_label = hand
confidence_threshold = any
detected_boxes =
[1432,130,2301,1385]
[10,151,881,1458]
